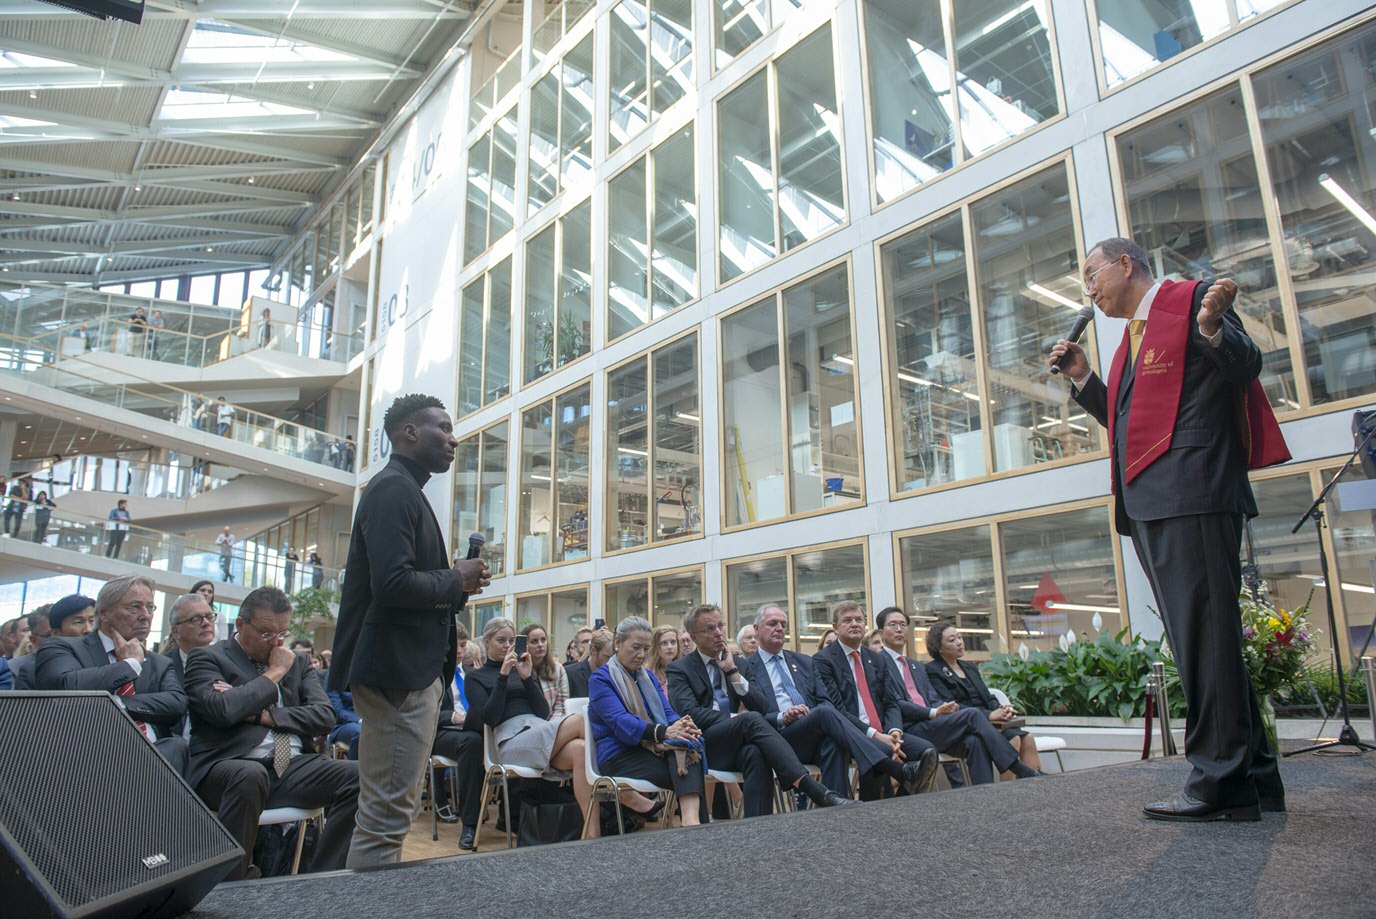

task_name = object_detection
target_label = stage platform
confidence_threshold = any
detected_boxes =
[191,748,1376,919]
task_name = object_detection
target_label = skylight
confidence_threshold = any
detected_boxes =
[182,21,355,65]
[0,50,79,69]
[160,87,315,121]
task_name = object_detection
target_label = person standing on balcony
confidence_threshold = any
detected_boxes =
[3,475,30,538]
[128,306,148,356]
[260,308,274,349]
[31,490,55,544]
[308,551,324,589]
[190,392,208,432]
[284,547,299,594]
[342,435,356,472]
[215,396,234,437]
[148,310,165,359]
[216,527,237,583]
[105,499,131,558]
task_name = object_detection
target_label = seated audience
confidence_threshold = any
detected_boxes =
[466,618,598,836]
[875,607,1039,784]
[589,617,704,827]
[9,605,54,690]
[523,622,568,718]
[926,622,1043,774]
[865,629,885,654]
[34,575,188,775]
[814,628,838,654]
[565,628,612,698]
[184,587,358,880]
[190,580,217,608]
[563,635,582,664]
[668,604,849,817]
[742,605,935,798]
[1,616,27,658]
[163,593,219,738]
[736,624,758,656]
[813,601,941,800]
[647,625,680,687]
[434,642,484,850]
[47,594,97,640]
[572,627,594,661]
[328,687,362,760]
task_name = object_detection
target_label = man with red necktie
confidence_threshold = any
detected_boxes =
[1049,237,1290,822]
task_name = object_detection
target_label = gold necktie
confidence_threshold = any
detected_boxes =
[1128,319,1146,366]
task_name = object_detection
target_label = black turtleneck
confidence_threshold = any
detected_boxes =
[465,658,550,728]
[390,453,431,487]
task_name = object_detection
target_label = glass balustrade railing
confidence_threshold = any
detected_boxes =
[0,333,354,471]
[0,496,342,594]
[30,454,240,503]
[1,282,360,367]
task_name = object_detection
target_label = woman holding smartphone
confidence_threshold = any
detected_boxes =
[522,622,569,718]
[467,618,601,836]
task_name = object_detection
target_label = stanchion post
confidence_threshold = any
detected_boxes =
[1153,661,1177,756]
[1145,671,1159,758]
[1363,657,1375,743]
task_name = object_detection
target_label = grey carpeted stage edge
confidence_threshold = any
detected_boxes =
[191,750,1376,919]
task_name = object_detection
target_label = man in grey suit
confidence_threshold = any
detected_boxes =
[34,575,188,775]
[164,593,219,738]
[185,586,358,880]
[1051,236,1289,822]
[9,605,53,691]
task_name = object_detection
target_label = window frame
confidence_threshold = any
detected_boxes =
[722,537,872,653]
[514,376,595,574]
[450,415,513,581]
[601,563,707,630]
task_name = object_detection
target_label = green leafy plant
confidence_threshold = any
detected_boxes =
[288,586,339,642]
[983,627,1185,721]
[1274,662,1370,717]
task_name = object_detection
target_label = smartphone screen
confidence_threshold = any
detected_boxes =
[514,635,527,657]
[594,618,606,630]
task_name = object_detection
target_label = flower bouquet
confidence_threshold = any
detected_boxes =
[1239,589,1318,751]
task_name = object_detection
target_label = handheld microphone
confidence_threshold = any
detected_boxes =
[1050,305,1096,375]
[456,531,486,609]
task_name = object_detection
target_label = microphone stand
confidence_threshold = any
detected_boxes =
[1283,420,1376,757]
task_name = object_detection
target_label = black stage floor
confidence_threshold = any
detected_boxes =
[191,748,1376,919]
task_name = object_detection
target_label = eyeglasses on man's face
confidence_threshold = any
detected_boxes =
[176,612,217,628]
[242,620,291,642]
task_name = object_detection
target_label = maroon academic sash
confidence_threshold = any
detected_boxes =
[1105,279,1291,489]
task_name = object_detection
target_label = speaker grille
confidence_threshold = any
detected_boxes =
[0,693,239,911]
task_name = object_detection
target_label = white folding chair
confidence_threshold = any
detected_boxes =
[991,687,1066,772]
[256,806,323,876]
[426,754,459,841]
[476,724,548,850]
[580,698,676,837]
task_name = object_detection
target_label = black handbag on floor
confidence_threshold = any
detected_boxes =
[516,799,583,847]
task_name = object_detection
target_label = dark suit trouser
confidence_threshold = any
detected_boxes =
[154,736,189,779]
[857,732,934,801]
[431,729,483,827]
[197,753,359,880]
[701,712,807,817]
[1130,512,1282,806]
[906,708,1015,785]
[780,706,888,795]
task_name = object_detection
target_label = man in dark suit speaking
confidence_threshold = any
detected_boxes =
[1050,237,1290,822]
[330,394,490,867]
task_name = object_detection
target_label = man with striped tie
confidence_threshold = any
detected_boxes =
[34,575,188,776]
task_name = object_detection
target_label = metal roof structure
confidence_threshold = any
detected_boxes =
[0,0,477,285]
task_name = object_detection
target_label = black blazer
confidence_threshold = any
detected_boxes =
[666,651,767,731]
[740,649,832,727]
[564,659,591,699]
[878,651,944,724]
[34,633,186,738]
[164,649,190,736]
[925,658,999,715]
[1073,284,1261,534]
[9,652,35,691]
[331,455,465,693]
[813,641,903,735]
[184,639,333,790]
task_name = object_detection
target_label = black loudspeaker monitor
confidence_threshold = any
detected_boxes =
[0,692,242,919]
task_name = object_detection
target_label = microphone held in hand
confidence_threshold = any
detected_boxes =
[1050,305,1096,375]
[457,531,486,609]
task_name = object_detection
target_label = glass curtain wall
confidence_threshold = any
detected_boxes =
[458,258,513,417]
[1095,0,1290,88]
[608,126,698,340]
[606,332,702,552]
[724,541,868,650]
[452,420,510,577]
[863,0,1060,203]
[881,164,1098,492]
[529,34,595,215]
[718,24,844,281]
[711,0,803,68]
[609,0,693,150]
[898,525,996,657]
[516,586,589,660]
[464,106,519,265]
[517,383,592,570]
[722,263,861,527]
[603,566,704,629]
[524,201,593,383]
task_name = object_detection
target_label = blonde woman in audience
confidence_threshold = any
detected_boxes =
[865,629,885,654]
[522,621,569,719]
[815,628,839,655]
[647,625,680,687]
[468,618,601,836]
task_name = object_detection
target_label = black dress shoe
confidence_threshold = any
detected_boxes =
[1143,794,1261,822]
[459,825,477,850]
[643,799,666,822]
[814,790,854,808]
[1259,796,1286,813]
[906,748,940,794]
